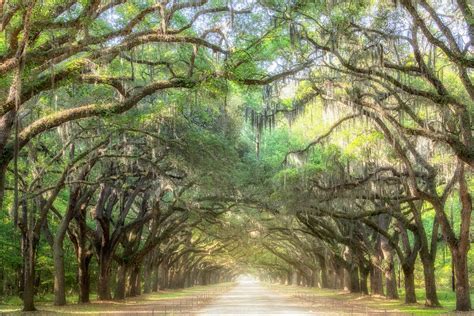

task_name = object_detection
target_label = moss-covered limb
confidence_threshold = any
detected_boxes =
[0,78,195,167]
[0,0,232,78]
[0,59,95,116]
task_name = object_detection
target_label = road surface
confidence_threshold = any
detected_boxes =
[197,279,315,315]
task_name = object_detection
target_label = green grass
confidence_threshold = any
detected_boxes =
[270,284,474,315]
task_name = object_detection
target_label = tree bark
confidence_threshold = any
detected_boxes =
[98,254,112,300]
[384,264,399,299]
[359,266,369,295]
[286,270,292,285]
[129,266,141,297]
[114,264,127,300]
[452,249,471,311]
[402,265,417,304]
[335,264,344,289]
[77,252,92,304]
[53,240,66,306]
[295,271,301,286]
[380,217,399,299]
[452,165,472,311]
[349,266,360,293]
[143,265,152,294]
[22,232,37,311]
[343,266,351,291]
[52,205,78,306]
[420,255,440,307]
[312,268,320,288]
[159,263,169,289]
[152,263,159,292]
[370,265,384,296]
[319,258,329,288]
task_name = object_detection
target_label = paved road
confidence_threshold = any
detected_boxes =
[197,280,315,315]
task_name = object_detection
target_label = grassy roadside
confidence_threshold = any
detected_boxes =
[0,283,235,315]
[268,284,474,315]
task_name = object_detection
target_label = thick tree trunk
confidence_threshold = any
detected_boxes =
[159,263,169,289]
[335,265,344,289]
[312,269,320,288]
[53,190,79,306]
[53,241,66,306]
[190,269,197,287]
[343,266,351,291]
[184,272,190,288]
[359,266,369,295]
[208,272,213,285]
[152,263,159,292]
[320,260,329,288]
[420,255,440,307]
[73,207,92,304]
[98,255,112,300]
[198,270,205,285]
[370,236,384,296]
[370,266,384,296]
[342,247,358,292]
[291,271,297,286]
[381,231,399,299]
[402,265,417,304]
[286,270,292,285]
[22,232,37,312]
[295,271,301,286]
[189,269,197,287]
[452,249,471,311]
[143,265,152,294]
[114,264,127,300]
[202,271,210,285]
[452,167,472,312]
[384,265,398,299]
[129,266,141,296]
[128,267,136,297]
[78,252,91,304]
[349,266,360,293]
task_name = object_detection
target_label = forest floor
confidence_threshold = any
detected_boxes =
[0,283,232,315]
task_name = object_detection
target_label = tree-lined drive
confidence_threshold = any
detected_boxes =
[0,0,472,313]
